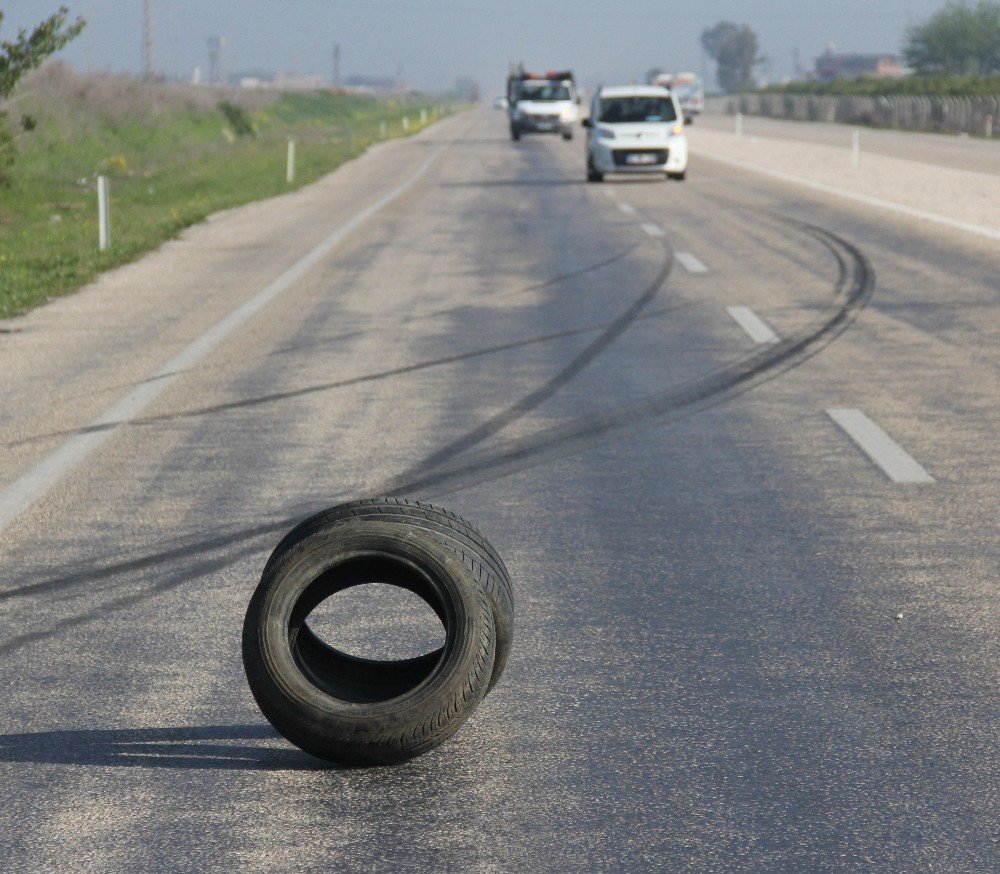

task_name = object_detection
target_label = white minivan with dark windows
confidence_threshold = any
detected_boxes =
[582,85,688,182]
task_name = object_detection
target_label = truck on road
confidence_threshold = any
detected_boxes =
[651,71,704,122]
[506,66,580,141]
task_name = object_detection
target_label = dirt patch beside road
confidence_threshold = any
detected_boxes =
[688,124,1000,235]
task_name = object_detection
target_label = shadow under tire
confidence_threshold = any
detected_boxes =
[242,520,496,765]
[270,497,514,694]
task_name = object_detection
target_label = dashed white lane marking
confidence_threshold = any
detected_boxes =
[0,126,466,534]
[617,202,636,215]
[641,223,665,238]
[826,408,935,484]
[675,252,709,273]
[726,306,779,344]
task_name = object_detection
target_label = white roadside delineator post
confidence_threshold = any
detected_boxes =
[735,112,743,140]
[852,129,860,168]
[380,120,387,138]
[420,108,427,126]
[286,140,296,183]
[402,116,409,132]
[97,175,110,251]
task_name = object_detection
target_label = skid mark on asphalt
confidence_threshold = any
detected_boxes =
[0,217,873,651]
[10,245,643,423]
[5,306,691,440]
[386,219,875,497]
[0,121,476,535]
[387,241,675,480]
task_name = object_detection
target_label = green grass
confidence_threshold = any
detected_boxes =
[0,79,455,318]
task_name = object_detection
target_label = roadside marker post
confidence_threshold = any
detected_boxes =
[346,126,353,150]
[402,116,409,132]
[286,140,296,183]
[735,112,743,140]
[380,120,387,138]
[97,175,110,251]
[420,108,427,126]
[852,130,860,168]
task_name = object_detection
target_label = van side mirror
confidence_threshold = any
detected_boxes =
[581,117,591,128]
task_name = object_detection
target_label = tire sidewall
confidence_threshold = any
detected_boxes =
[243,522,494,763]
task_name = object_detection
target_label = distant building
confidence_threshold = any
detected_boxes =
[344,75,397,92]
[272,72,325,91]
[815,47,907,80]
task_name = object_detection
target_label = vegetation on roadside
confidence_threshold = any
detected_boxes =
[0,63,456,318]
[904,1,1000,76]
[1,5,84,184]
[759,74,1000,97]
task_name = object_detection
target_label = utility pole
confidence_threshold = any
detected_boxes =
[143,0,155,78]
[208,37,219,84]
[208,35,227,84]
[333,43,341,89]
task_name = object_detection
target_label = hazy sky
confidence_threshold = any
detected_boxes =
[4,1,945,92]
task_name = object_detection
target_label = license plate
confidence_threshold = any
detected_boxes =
[625,153,656,165]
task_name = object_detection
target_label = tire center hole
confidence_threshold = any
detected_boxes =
[306,582,446,662]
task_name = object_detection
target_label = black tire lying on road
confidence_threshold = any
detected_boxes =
[243,519,496,765]
[268,497,513,694]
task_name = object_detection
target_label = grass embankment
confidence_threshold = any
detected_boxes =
[0,64,455,318]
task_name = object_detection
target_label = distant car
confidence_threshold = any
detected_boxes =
[509,79,579,140]
[493,96,509,109]
[583,85,688,182]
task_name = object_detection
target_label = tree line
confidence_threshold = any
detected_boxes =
[701,1,1000,93]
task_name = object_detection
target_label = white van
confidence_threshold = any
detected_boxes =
[583,85,688,181]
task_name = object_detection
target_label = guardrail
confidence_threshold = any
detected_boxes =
[705,93,999,138]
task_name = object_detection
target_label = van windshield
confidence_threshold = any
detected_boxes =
[519,83,571,101]
[598,97,677,124]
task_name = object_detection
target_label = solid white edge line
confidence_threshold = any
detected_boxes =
[641,223,665,237]
[726,306,779,344]
[617,202,636,215]
[0,125,466,534]
[675,252,709,273]
[694,149,1000,242]
[826,408,935,484]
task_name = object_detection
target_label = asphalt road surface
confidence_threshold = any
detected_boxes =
[697,111,1000,175]
[1,109,997,872]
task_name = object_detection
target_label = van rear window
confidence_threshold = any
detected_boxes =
[599,97,677,124]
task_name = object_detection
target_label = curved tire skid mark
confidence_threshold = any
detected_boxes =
[0,218,863,646]
[0,234,672,642]
[387,218,874,497]
[388,238,674,480]
[7,246,643,448]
